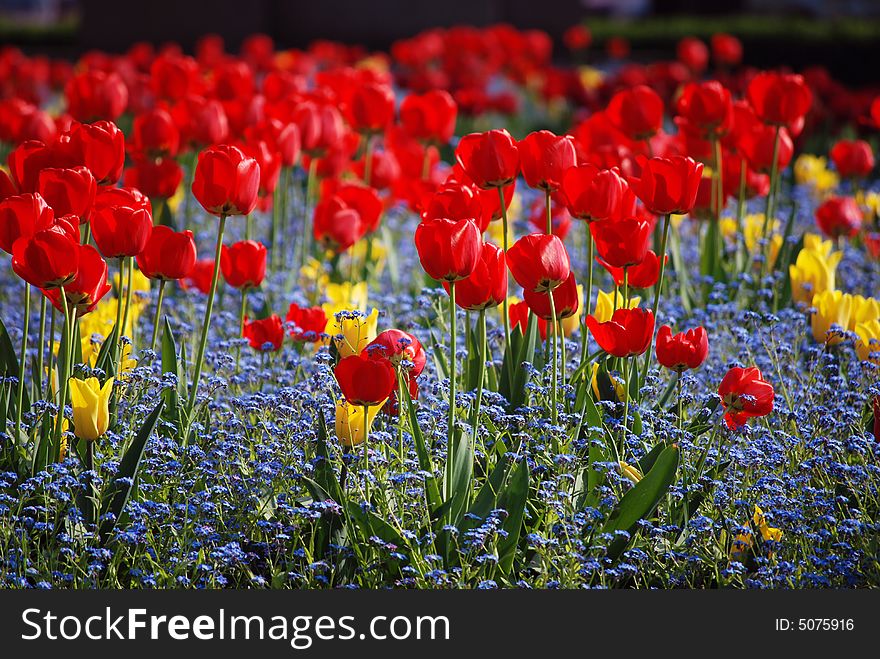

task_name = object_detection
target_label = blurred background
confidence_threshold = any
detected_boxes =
[2,0,880,82]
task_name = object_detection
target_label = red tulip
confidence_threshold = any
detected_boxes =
[518,130,577,193]
[286,303,328,342]
[125,157,184,200]
[368,329,426,377]
[454,129,519,189]
[240,139,281,198]
[442,242,507,311]
[136,226,197,281]
[192,145,260,217]
[523,271,579,321]
[42,244,110,317]
[718,366,774,429]
[243,315,285,352]
[173,95,229,147]
[182,258,215,294]
[93,186,152,215]
[598,249,664,289]
[677,36,709,73]
[414,217,482,282]
[815,196,862,239]
[629,156,703,215]
[563,24,591,50]
[150,53,201,102]
[655,325,709,372]
[11,223,80,289]
[220,240,267,289]
[590,217,651,269]
[606,85,664,140]
[830,140,874,179]
[132,107,180,158]
[291,101,345,156]
[313,183,382,252]
[350,82,395,133]
[506,233,570,292]
[65,120,126,186]
[739,124,793,174]
[36,166,96,222]
[353,149,400,190]
[334,352,397,407]
[747,72,812,128]
[65,70,128,122]
[586,308,655,358]
[90,201,153,259]
[400,90,457,144]
[0,192,55,254]
[423,182,484,229]
[562,165,633,222]
[676,81,733,139]
[711,33,743,67]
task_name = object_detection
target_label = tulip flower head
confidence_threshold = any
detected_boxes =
[507,233,570,292]
[586,307,654,358]
[443,242,507,310]
[454,129,519,189]
[334,352,396,407]
[220,240,267,290]
[629,156,704,216]
[718,366,774,429]
[518,130,577,192]
[243,314,285,351]
[136,226,197,281]
[69,376,114,440]
[590,216,651,269]
[414,217,482,282]
[367,329,426,378]
[655,325,709,372]
[606,85,664,140]
[192,144,260,216]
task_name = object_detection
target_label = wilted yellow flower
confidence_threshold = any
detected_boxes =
[69,377,114,441]
[593,289,641,324]
[811,290,852,345]
[849,295,880,330]
[618,461,643,484]
[591,363,625,401]
[327,308,379,358]
[855,319,880,364]
[335,398,383,446]
[789,248,842,305]
[753,505,783,543]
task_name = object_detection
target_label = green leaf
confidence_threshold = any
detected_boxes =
[496,458,530,575]
[604,445,680,561]
[99,400,164,544]
[447,425,473,524]
[160,319,181,424]
[403,387,442,516]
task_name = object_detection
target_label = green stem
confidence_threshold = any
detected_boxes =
[113,257,125,366]
[677,370,683,433]
[579,230,594,366]
[13,282,31,442]
[149,279,167,354]
[641,213,671,385]
[186,214,227,421]
[363,404,371,503]
[471,309,487,449]
[760,126,782,276]
[118,256,134,374]
[36,295,46,401]
[446,281,457,500]
[363,134,374,187]
[497,186,511,351]
[53,287,71,459]
[545,189,552,235]
[548,284,559,431]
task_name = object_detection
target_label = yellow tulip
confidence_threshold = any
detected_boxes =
[810,290,852,345]
[350,239,387,275]
[849,295,880,331]
[593,289,640,324]
[794,154,839,195]
[335,398,384,446]
[324,281,369,312]
[855,319,880,364]
[721,214,782,266]
[789,248,841,305]
[68,377,114,441]
[326,307,379,358]
[802,233,836,259]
